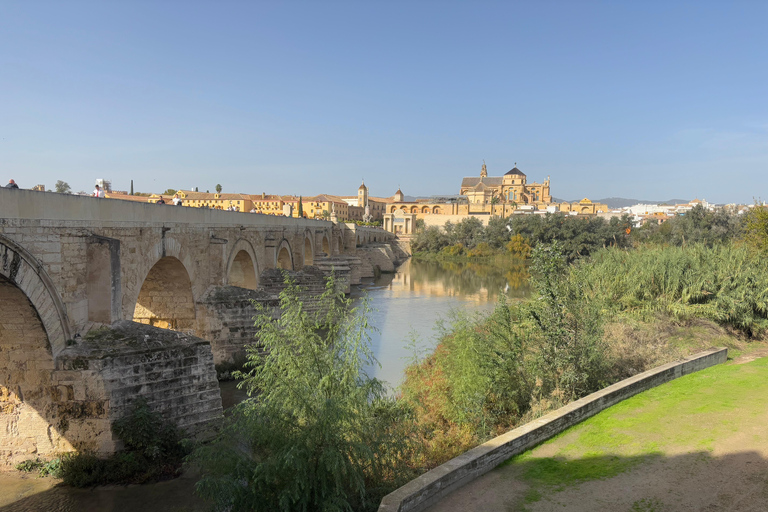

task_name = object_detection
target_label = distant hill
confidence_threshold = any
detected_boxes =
[402,195,429,202]
[553,197,690,209]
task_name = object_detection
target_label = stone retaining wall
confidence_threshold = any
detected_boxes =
[57,321,223,448]
[378,347,728,512]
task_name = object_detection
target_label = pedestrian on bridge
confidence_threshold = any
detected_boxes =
[5,179,19,189]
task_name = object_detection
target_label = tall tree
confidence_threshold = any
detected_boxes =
[215,184,222,194]
[54,180,71,194]
[297,196,304,217]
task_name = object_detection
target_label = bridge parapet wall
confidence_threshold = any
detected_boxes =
[0,188,331,230]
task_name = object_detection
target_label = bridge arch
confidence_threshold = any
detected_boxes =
[128,237,198,320]
[0,275,82,464]
[0,235,71,356]
[321,234,331,257]
[226,239,259,290]
[133,255,197,332]
[276,240,293,270]
[0,235,85,464]
[303,231,314,267]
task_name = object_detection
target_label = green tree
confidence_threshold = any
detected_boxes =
[743,205,768,253]
[192,276,412,512]
[55,180,71,194]
[411,226,450,253]
[297,196,304,217]
[215,184,222,194]
[483,216,512,249]
[163,189,177,195]
[449,217,484,248]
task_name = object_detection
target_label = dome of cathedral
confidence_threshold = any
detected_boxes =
[505,167,526,176]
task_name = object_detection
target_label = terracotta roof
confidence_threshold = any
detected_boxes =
[368,195,397,203]
[248,194,283,202]
[461,177,503,188]
[105,193,154,203]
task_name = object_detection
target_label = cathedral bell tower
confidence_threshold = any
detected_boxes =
[358,180,368,207]
[480,161,488,178]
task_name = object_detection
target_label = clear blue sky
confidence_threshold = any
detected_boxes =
[2,1,766,204]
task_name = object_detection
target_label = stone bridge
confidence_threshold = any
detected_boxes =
[0,188,402,466]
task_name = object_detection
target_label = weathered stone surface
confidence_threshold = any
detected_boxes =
[58,321,223,443]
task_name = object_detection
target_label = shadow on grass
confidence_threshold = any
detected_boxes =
[432,450,768,512]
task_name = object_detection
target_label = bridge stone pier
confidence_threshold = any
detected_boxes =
[0,188,401,467]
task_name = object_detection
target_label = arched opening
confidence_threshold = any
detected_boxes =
[133,257,196,331]
[304,237,314,266]
[410,206,418,214]
[277,247,292,270]
[390,206,397,213]
[0,275,74,464]
[322,236,331,256]
[229,250,258,290]
[432,206,442,214]
[422,206,430,213]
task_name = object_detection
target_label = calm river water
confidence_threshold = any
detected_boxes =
[1,258,528,512]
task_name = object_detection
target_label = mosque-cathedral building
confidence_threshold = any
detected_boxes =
[380,164,608,232]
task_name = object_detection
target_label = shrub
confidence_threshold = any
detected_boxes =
[59,398,189,487]
[192,275,415,512]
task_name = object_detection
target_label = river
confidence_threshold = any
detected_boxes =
[2,257,528,511]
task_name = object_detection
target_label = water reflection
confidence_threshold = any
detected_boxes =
[353,258,529,387]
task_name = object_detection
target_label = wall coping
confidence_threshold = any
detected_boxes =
[379,347,728,512]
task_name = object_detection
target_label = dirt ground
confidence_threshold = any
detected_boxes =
[427,441,768,511]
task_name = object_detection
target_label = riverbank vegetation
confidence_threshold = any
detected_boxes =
[398,205,768,468]
[187,204,768,510]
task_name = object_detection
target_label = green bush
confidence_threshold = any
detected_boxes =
[15,457,63,477]
[59,398,189,487]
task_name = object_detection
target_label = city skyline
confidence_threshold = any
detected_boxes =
[2,1,766,204]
